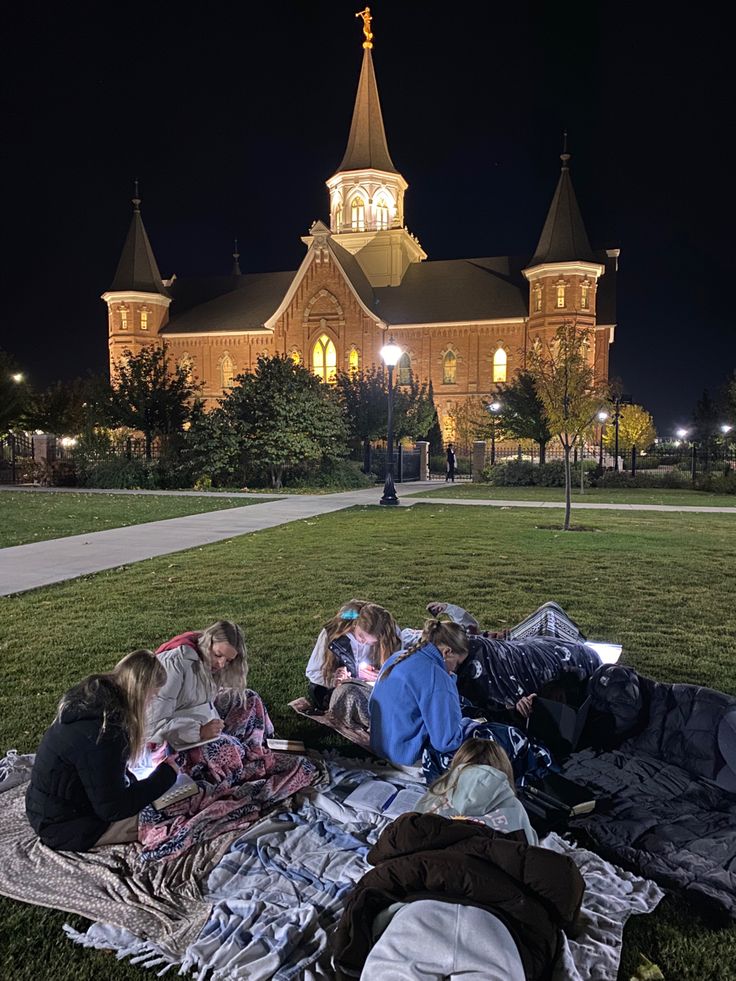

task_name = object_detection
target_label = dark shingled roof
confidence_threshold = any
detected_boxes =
[373,257,528,323]
[109,201,170,296]
[336,48,399,175]
[529,155,596,266]
[160,271,294,335]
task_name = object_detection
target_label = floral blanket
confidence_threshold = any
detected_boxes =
[139,689,322,862]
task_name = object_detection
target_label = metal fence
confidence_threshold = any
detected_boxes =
[0,433,35,484]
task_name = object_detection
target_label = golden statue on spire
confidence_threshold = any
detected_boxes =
[356,6,373,49]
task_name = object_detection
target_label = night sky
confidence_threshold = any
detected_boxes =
[2,1,733,432]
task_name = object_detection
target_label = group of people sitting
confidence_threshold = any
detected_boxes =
[24,601,606,980]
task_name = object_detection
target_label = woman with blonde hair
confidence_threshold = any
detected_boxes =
[305,600,401,712]
[416,738,538,844]
[26,650,178,852]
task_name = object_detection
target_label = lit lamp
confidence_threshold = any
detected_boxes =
[676,427,689,442]
[379,337,402,506]
[11,372,24,383]
[488,401,502,465]
[597,410,608,467]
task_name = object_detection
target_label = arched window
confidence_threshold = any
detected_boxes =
[556,284,566,308]
[348,347,360,375]
[443,351,457,385]
[120,305,128,330]
[289,348,302,366]
[533,284,542,312]
[581,281,590,309]
[140,309,149,330]
[221,354,235,388]
[376,197,389,230]
[179,354,194,382]
[334,205,343,232]
[397,352,411,385]
[312,334,337,384]
[493,347,507,383]
[351,197,365,231]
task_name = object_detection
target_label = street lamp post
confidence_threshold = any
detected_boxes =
[613,397,621,471]
[379,338,402,506]
[597,410,608,467]
[488,401,502,465]
[721,424,733,473]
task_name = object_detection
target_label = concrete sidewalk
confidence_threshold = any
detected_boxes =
[408,496,736,514]
[0,484,429,596]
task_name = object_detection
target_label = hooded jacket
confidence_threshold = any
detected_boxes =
[332,811,584,981]
[148,633,221,748]
[26,678,176,851]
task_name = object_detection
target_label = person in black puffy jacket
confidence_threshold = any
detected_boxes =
[26,650,178,851]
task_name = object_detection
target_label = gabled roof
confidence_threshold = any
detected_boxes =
[160,271,294,335]
[336,48,399,175]
[528,154,596,266]
[109,199,170,296]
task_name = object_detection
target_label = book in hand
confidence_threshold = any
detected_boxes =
[267,738,306,752]
[343,779,424,817]
[152,772,200,810]
[172,735,220,751]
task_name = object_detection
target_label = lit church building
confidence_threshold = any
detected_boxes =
[102,12,617,436]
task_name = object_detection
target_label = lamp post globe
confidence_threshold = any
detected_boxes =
[11,372,24,383]
[379,338,402,506]
[676,428,689,440]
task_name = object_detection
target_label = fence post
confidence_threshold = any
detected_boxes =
[10,434,16,485]
[691,443,697,483]
[362,437,371,475]
[397,443,403,483]
[517,443,522,461]
[416,441,430,481]
[126,437,132,461]
[472,441,487,482]
[631,445,637,476]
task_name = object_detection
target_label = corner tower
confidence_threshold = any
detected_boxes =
[325,7,425,286]
[102,187,171,377]
[523,147,606,379]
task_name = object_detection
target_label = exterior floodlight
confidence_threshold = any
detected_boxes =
[489,401,502,413]
[721,424,733,434]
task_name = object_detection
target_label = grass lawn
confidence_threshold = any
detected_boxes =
[0,491,269,548]
[1,503,735,979]
[410,482,736,507]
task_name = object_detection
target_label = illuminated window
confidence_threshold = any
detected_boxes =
[556,284,566,308]
[443,351,457,385]
[221,354,235,388]
[120,306,128,330]
[397,353,412,385]
[348,347,360,375]
[532,336,542,357]
[376,197,389,230]
[533,284,542,312]
[493,347,507,383]
[351,197,365,231]
[140,309,149,330]
[312,334,337,384]
[290,348,302,366]
[581,281,590,309]
[334,204,343,231]
[179,354,194,382]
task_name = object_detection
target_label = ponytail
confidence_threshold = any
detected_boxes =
[378,618,467,680]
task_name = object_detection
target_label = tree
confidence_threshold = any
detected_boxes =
[529,323,608,530]
[221,354,348,488]
[603,403,656,455]
[496,371,552,463]
[102,345,201,458]
[334,367,437,442]
[25,378,97,436]
[0,349,30,435]
[445,397,494,453]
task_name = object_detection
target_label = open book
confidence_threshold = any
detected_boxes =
[343,779,424,818]
[152,772,200,810]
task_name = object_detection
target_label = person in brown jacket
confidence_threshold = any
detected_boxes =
[332,811,584,981]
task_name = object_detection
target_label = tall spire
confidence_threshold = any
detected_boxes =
[109,183,169,295]
[336,10,398,174]
[529,143,596,266]
[232,237,242,277]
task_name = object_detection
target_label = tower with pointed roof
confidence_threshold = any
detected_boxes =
[101,187,171,376]
[324,11,426,287]
[523,145,612,378]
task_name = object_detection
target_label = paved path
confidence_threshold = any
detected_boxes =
[1,483,733,596]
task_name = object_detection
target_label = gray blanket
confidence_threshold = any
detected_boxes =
[564,667,736,918]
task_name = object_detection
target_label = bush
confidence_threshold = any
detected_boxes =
[30,459,77,487]
[481,459,592,487]
[593,470,691,489]
[288,458,374,489]
[694,471,736,494]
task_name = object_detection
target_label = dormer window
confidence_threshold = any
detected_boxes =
[376,197,389,230]
[351,197,365,232]
[556,284,566,308]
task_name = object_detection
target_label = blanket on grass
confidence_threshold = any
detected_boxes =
[289,697,371,751]
[563,666,736,919]
[65,758,663,981]
[140,690,322,862]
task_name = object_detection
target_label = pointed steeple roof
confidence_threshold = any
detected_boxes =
[337,47,399,174]
[109,187,169,295]
[529,147,596,266]
[232,238,242,277]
